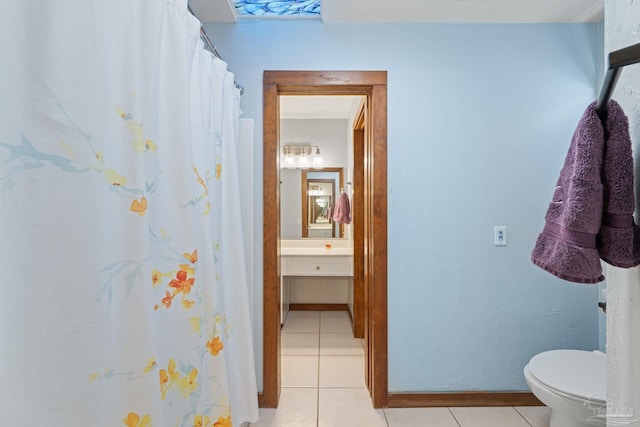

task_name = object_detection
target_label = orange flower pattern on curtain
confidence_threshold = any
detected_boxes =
[82,99,234,424]
[0,2,258,423]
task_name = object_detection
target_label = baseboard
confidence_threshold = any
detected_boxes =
[257,392,276,408]
[387,392,543,408]
[259,391,542,408]
[289,303,349,311]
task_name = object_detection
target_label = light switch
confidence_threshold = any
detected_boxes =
[494,226,507,246]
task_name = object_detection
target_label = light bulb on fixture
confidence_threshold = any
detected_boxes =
[283,154,295,169]
[298,154,310,169]
[312,147,323,169]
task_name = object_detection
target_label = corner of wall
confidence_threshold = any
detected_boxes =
[596,18,605,92]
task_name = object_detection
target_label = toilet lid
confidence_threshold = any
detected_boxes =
[528,350,606,401]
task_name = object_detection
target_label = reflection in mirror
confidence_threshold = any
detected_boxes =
[307,180,334,237]
[279,95,361,241]
[302,168,344,238]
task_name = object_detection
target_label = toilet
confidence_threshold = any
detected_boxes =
[524,349,606,427]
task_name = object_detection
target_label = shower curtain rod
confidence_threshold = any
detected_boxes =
[187,6,245,95]
[596,41,640,118]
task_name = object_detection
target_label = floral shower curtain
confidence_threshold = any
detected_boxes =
[0,1,258,426]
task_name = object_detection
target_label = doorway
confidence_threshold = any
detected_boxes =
[262,70,388,408]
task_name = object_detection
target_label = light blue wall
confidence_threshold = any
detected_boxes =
[204,20,603,392]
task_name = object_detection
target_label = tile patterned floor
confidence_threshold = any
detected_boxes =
[250,311,551,427]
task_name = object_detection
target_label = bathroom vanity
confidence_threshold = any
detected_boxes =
[280,240,353,323]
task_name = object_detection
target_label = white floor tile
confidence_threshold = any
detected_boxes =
[281,355,319,387]
[282,333,320,356]
[320,333,364,356]
[288,310,321,318]
[250,409,277,427]
[450,407,530,427]
[320,315,352,333]
[321,310,350,318]
[250,388,318,427]
[282,316,320,333]
[385,407,459,427]
[279,311,546,427]
[514,406,551,427]
[319,355,365,388]
[318,388,388,427]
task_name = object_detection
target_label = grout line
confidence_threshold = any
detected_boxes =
[513,407,534,427]
[381,408,390,427]
[316,388,320,427]
[448,408,462,427]
[282,314,366,426]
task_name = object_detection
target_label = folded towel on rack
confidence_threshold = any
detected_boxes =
[531,101,605,284]
[333,192,351,225]
[597,100,640,268]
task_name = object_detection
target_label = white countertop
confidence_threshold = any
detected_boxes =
[281,246,353,256]
[281,239,353,256]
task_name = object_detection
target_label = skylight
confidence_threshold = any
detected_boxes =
[234,0,321,17]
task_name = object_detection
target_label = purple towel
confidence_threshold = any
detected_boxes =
[597,100,640,268]
[532,100,640,284]
[531,101,605,284]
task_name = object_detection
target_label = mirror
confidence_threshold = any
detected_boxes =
[279,94,363,241]
[308,182,333,230]
[302,168,344,238]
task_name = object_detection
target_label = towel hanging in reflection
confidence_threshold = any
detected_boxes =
[333,192,351,225]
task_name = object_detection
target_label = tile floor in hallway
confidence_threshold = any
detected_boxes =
[250,310,551,427]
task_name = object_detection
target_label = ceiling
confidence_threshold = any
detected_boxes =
[189,0,603,24]
[280,96,363,120]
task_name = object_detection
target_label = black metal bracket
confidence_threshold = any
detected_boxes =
[596,42,640,118]
[598,301,607,314]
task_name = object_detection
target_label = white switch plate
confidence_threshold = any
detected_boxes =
[494,226,507,246]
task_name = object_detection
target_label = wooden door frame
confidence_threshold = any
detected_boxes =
[262,70,388,408]
[352,106,365,339]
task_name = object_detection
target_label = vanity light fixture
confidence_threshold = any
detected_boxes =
[280,145,323,169]
[297,153,310,169]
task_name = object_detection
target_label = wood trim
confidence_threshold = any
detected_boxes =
[264,70,387,88]
[387,392,543,408]
[352,107,365,339]
[289,303,349,311]
[262,83,280,408]
[263,70,387,409]
[259,390,542,408]
[368,83,388,408]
